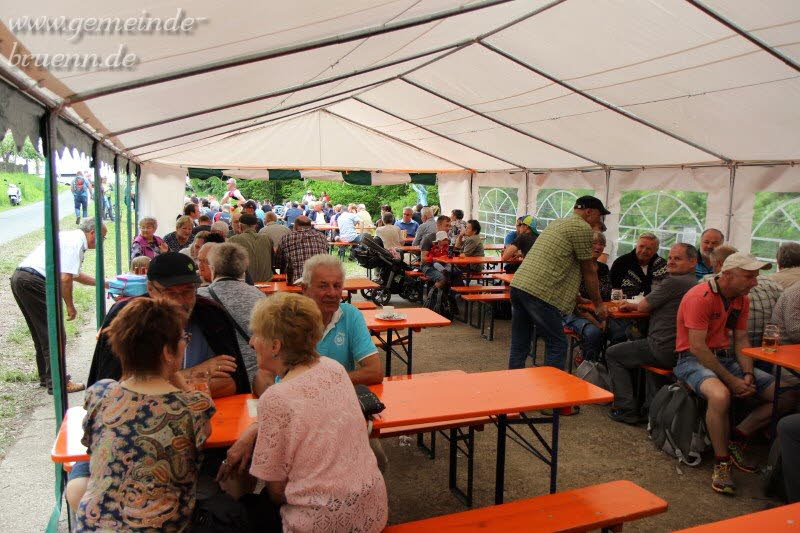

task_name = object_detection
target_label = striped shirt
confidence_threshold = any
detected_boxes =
[510,214,593,314]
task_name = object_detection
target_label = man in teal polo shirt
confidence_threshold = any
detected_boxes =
[300,254,383,385]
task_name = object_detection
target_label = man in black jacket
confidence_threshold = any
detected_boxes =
[610,232,668,298]
[87,252,250,396]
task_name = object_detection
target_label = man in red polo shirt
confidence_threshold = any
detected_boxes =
[674,252,776,495]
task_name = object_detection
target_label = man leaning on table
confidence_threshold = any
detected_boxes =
[606,243,698,425]
[673,252,778,495]
[509,196,609,370]
[11,217,108,394]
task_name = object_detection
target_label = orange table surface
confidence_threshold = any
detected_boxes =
[361,307,451,332]
[256,278,379,294]
[579,301,649,320]
[742,345,800,372]
[369,366,613,430]
[484,244,505,251]
[428,256,521,265]
[404,237,414,243]
[313,224,335,231]
[674,502,800,532]
[396,246,421,253]
[52,394,257,463]
[493,273,514,284]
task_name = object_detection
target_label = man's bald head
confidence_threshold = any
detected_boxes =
[197,242,219,283]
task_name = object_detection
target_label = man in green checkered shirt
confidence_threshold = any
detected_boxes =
[509,196,610,369]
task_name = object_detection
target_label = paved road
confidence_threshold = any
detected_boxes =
[0,191,75,245]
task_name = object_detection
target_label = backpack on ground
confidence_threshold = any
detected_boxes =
[762,437,787,502]
[423,286,457,319]
[647,382,710,466]
[575,359,611,391]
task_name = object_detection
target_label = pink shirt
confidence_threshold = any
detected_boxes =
[250,357,387,532]
[675,281,749,352]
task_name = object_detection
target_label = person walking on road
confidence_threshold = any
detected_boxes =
[10,217,108,394]
[71,171,93,224]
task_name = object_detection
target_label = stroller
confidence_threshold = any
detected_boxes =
[350,235,421,305]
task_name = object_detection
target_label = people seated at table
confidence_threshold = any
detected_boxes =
[395,206,420,237]
[563,231,626,365]
[228,214,274,283]
[374,204,392,227]
[509,196,609,370]
[746,274,783,354]
[275,216,331,284]
[501,214,538,273]
[284,202,303,226]
[696,228,725,280]
[412,206,436,245]
[454,219,485,272]
[421,217,457,288]
[375,212,403,252]
[765,242,800,289]
[356,204,373,227]
[130,216,168,260]
[449,209,467,240]
[779,413,800,503]
[610,232,668,298]
[87,252,251,398]
[673,252,777,495]
[336,205,363,244]
[66,297,215,530]
[412,203,423,224]
[606,243,698,424]
[198,243,265,388]
[258,211,290,251]
[163,215,195,253]
[217,292,388,532]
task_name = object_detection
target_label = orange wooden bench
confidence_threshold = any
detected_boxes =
[385,480,668,532]
[674,502,800,532]
[353,301,378,310]
[452,285,508,294]
[636,366,676,411]
[461,292,510,340]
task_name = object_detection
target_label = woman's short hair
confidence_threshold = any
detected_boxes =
[250,293,322,368]
[175,215,192,230]
[208,242,249,279]
[104,298,188,377]
[466,219,481,234]
[592,231,607,246]
[138,216,157,230]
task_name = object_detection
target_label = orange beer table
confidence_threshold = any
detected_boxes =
[742,344,800,436]
[369,367,614,503]
[578,300,650,320]
[361,307,451,376]
[429,256,521,268]
[256,277,379,296]
[492,273,514,284]
[675,502,800,532]
[52,394,257,463]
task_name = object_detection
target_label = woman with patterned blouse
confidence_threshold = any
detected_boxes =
[163,215,195,253]
[130,216,169,261]
[69,298,215,531]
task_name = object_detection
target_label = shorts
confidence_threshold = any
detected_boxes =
[67,460,90,480]
[674,354,774,397]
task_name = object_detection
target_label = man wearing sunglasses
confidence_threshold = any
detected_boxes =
[87,252,250,397]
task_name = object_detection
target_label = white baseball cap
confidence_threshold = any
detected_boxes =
[435,231,449,241]
[721,252,772,272]
[226,178,236,185]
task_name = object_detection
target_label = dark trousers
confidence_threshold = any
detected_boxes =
[10,269,65,390]
[508,287,567,369]
[606,338,675,412]
[779,413,800,503]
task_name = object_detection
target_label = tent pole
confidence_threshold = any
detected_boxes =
[685,0,800,74]
[401,77,604,167]
[91,142,106,327]
[322,109,471,170]
[134,166,140,231]
[479,42,732,163]
[469,172,475,219]
[726,165,736,239]
[65,0,516,105]
[113,156,122,275]
[126,162,133,270]
[352,97,525,170]
[604,167,611,205]
[41,108,68,532]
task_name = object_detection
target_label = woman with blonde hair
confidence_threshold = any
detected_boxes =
[220,293,387,531]
[163,215,195,253]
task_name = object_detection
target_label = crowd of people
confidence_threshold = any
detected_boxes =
[10,179,800,529]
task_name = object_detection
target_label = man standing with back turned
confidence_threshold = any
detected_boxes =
[509,196,608,370]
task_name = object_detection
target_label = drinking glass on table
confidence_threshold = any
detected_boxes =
[186,368,210,394]
[762,324,781,354]
[611,289,624,302]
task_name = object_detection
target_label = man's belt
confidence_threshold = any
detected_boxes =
[677,348,732,359]
[16,267,45,280]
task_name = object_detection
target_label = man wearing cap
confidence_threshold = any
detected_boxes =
[610,232,668,298]
[220,178,245,206]
[87,252,250,397]
[501,215,539,272]
[241,200,265,231]
[509,196,608,370]
[228,214,273,282]
[674,252,777,495]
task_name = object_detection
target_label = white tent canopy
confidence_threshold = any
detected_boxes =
[1,0,799,254]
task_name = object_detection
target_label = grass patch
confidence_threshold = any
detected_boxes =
[0,368,38,383]
[0,172,68,212]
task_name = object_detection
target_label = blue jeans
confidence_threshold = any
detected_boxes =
[562,315,629,361]
[73,192,88,218]
[509,287,567,369]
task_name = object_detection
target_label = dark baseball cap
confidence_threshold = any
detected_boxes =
[574,195,610,215]
[240,214,259,226]
[147,252,201,287]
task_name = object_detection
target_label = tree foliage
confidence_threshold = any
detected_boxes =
[1,130,43,163]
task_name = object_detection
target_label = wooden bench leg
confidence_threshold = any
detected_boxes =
[417,431,436,460]
[447,426,476,507]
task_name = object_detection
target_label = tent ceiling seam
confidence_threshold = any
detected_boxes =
[322,109,471,171]
[479,42,731,163]
[63,0,518,105]
[399,77,604,167]
[352,96,524,170]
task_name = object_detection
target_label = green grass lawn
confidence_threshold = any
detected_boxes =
[0,172,68,212]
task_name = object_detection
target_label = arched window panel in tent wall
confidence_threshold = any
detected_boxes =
[731,165,800,258]
[534,188,594,233]
[470,172,527,245]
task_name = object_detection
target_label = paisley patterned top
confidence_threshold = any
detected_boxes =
[76,380,215,532]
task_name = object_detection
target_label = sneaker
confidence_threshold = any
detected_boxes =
[76,217,80,225]
[729,442,758,473]
[608,408,642,425]
[711,461,736,495]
